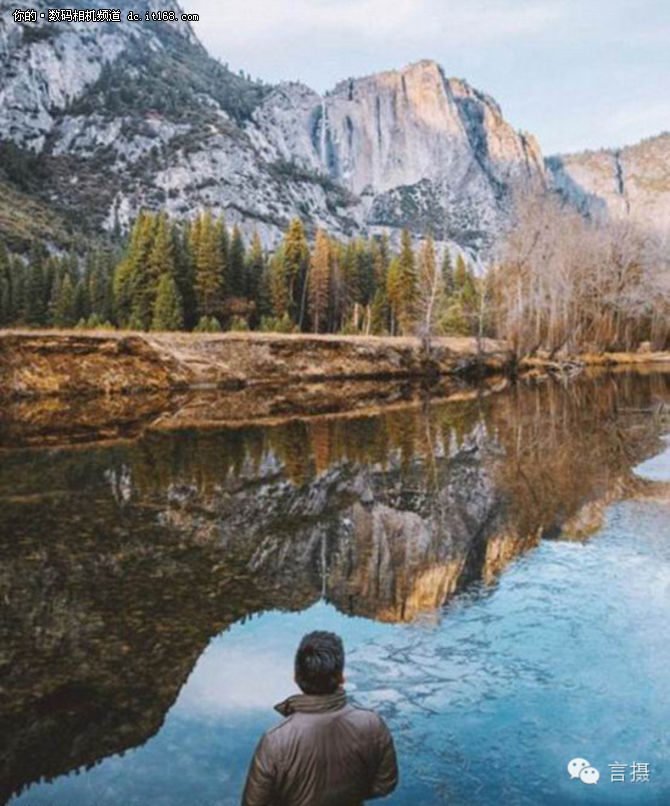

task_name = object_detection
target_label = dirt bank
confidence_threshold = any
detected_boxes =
[0,331,511,399]
[2,330,668,401]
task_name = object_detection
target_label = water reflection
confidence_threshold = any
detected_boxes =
[0,369,669,804]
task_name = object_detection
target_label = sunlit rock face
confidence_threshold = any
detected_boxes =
[323,64,542,196]
[547,133,670,233]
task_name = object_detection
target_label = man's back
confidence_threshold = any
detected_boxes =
[242,689,398,806]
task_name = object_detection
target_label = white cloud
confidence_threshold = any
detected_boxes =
[174,641,296,716]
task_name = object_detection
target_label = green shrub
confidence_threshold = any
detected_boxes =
[259,313,297,333]
[194,315,222,333]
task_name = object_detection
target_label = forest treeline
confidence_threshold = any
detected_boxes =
[0,212,483,338]
[0,184,668,353]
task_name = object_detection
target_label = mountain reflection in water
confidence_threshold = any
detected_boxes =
[1,370,669,805]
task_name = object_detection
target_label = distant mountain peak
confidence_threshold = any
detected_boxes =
[547,131,670,231]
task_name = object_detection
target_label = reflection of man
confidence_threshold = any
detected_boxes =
[242,631,398,806]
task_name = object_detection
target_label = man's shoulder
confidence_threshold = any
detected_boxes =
[345,702,389,729]
[260,701,387,741]
[261,714,294,750]
[261,714,297,743]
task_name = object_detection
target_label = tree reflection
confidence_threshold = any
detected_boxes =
[0,369,668,803]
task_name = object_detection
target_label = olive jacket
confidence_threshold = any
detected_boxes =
[242,688,398,806]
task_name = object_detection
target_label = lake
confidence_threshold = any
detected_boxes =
[1,369,669,805]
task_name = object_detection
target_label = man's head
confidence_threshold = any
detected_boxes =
[294,631,345,695]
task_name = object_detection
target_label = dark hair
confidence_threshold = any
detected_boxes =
[295,631,345,695]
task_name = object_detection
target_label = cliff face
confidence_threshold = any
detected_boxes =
[251,61,543,247]
[0,2,542,252]
[547,132,670,232]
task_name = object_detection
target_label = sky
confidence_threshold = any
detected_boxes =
[180,0,670,156]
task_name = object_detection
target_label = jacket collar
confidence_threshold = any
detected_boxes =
[274,687,348,717]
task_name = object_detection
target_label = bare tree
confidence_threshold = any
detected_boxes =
[492,181,670,356]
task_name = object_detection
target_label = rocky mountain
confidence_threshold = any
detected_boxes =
[0,0,542,252]
[1,0,667,256]
[546,132,670,232]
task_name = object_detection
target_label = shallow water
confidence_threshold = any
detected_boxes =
[1,371,669,805]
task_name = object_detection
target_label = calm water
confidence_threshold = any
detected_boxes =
[1,370,669,805]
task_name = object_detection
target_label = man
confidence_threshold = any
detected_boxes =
[242,631,398,806]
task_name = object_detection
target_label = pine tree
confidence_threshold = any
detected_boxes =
[194,315,222,333]
[9,256,27,324]
[330,243,349,332]
[454,254,477,333]
[417,234,443,345]
[376,234,391,285]
[228,226,247,297]
[386,256,403,336]
[128,212,158,327]
[141,212,175,326]
[370,287,389,335]
[219,215,230,293]
[43,256,58,319]
[441,253,472,335]
[257,261,273,323]
[54,272,76,328]
[269,247,290,319]
[370,238,390,334]
[247,230,266,325]
[112,259,134,328]
[25,246,48,326]
[308,230,331,333]
[47,269,61,326]
[73,279,90,323]
[341,240,359,324]
[193,211,223,319]
[442,297,469,335]
[455,254,476,302]
[152,273,184,331]
[442,250,455,297]
[89,254,114,323]
[356,239,375,307]
[282,218,309,324]
[397,230,418,334]
[114,211,156,328]
[0,242,11,326]
[174,221,198,329]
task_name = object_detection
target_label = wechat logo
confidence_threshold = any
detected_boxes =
[568,758,600,785]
